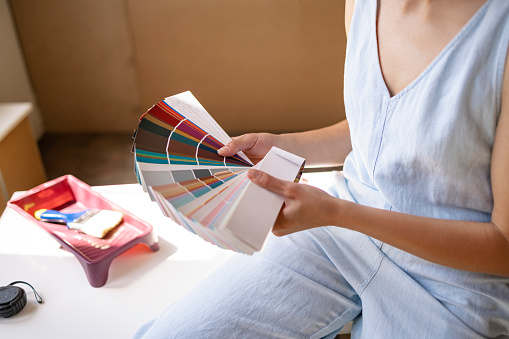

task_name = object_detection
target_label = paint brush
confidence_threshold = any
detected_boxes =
[34,209,123,238]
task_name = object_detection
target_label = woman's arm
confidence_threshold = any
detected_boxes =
[277,121,352,167]
[488,44,509,270]
[218,120,352,167]
[247,49,509,277]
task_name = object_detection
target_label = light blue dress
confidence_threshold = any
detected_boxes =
[134,0,509,337]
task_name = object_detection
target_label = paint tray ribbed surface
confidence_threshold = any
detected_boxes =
[7,175,159,287]
[133,91,305,254]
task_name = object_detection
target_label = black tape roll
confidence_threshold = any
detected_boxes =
[0,285,27,318]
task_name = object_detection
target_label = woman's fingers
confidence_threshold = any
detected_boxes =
[247,169,291,197]
[217,134,258,157]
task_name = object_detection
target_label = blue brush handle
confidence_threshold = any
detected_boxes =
[39,210,89,224]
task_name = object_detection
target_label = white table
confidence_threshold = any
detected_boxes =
[0,184,236,338]
[0,173,350,338]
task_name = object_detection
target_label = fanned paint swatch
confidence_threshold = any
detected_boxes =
[133,91,305,254]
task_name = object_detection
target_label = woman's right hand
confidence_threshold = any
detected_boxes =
[217,133,279,164]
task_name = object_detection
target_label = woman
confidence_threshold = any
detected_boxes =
[135,0,509,337]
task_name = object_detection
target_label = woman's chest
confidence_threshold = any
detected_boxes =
[376,0,487,97]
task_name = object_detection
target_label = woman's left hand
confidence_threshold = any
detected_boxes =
[247,169,339,236]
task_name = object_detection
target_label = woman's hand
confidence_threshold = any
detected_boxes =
[218,133,279,164]
[217,121,352,167]
[247,169,339,236]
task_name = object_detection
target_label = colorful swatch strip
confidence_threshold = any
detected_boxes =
[149,168,255,253]
[134,96,251,168]
[133,91,304,254]
[132,91,255,252]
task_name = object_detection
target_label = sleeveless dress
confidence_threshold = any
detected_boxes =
[134,1,509,338]
[343,0,507,223]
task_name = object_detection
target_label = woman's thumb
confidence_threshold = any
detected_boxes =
[247,169,288,195]
[217,134,256,157]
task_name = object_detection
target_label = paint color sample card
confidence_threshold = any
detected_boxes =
[133,91,305,254]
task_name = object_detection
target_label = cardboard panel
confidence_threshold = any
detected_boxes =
[127,0,346,134]
[0,185,6,214]
[0,116,47,197]
[10,0,346,134]
[9,0,142,132]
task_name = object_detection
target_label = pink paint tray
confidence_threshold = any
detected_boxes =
[7,175,159,287]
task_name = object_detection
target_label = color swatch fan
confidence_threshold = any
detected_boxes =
[133,91,305,254]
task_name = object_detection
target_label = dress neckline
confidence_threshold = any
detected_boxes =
[373,0,491,101]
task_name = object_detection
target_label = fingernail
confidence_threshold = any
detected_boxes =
[218,146,230,154]
[248,169,260,180]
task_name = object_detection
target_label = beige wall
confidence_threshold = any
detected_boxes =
[0,0,43,138]
[10,0,346,135]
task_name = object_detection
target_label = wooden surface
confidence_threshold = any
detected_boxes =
[0,103,46,213]
[0,184,6,215]
[0,115,47,194]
